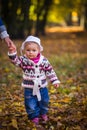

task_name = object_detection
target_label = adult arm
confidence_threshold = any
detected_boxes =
[0,18,13,47]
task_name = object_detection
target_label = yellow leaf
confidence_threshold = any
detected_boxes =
[66,78,73,84]
[11,118,18,129]
[12,102,21,107]
[58,116,62,120]
[50,87,56,94]
[4,67,10,72]
[73,125,81,130]
[50,126,55,130]
[53,102,62,107]
[60,97,71,103]
[76,85,81,91]
[32,128,37,130]
[0,108,2,112]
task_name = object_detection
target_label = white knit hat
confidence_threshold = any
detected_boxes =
[21,35,43,52]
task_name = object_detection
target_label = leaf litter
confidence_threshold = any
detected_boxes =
[0,30,87,130]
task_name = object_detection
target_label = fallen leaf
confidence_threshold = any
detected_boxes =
[11,118,18,129]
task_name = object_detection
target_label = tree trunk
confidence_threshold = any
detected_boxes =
[21,0,32,38]
[80,5,86,29]
[84,3,87,30]
[35,0,52,36]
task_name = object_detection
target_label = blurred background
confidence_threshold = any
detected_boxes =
[0,1,87,129]
[0,0,87,38]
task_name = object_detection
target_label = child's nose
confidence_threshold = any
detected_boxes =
[30,51,33,53]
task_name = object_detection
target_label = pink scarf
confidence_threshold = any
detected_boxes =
[30,53,40,63]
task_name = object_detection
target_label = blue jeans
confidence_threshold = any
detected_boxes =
[24,87,49,119]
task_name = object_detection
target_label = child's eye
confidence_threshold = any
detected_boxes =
[33,50,36,52]
[26,49,36,52]
[26,50,30,51]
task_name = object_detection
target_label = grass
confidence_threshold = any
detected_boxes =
[0,28,87,129]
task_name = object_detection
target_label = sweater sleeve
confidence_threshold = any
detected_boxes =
[44,59,60,85]
[8,52,23,68]
[0,18,9,39]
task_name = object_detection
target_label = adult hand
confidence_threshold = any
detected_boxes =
[4,37,14,47]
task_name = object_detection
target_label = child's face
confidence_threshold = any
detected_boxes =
[24,42,40,59]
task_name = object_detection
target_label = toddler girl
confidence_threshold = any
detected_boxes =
[8,36,60,125]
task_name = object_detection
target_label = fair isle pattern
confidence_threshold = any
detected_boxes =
[8,53,60,89]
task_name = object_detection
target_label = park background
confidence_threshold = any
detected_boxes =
[0,0,87,130]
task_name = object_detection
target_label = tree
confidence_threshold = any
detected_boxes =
[84,2,87,29]
[1,0,87,39]
[19,0,32,38]
[55,0,87,29]
[1,0,33,38]
[35,0,52,36]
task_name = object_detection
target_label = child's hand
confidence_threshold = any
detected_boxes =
[54,84,60,88]
[8,43,16,53]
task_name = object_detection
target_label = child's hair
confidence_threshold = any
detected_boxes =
[20,35,43,55]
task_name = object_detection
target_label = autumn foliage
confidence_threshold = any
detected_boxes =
[0,27,87,130]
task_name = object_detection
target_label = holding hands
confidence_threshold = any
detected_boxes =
[8,41,16,54]
[4,37,14,47]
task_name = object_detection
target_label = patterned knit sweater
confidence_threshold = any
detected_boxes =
[8,52,60,100]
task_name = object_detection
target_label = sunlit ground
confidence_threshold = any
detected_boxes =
[46,26,84,33]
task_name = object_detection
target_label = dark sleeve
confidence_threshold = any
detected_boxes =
[0,18,4,26]
[0,18,9,39]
